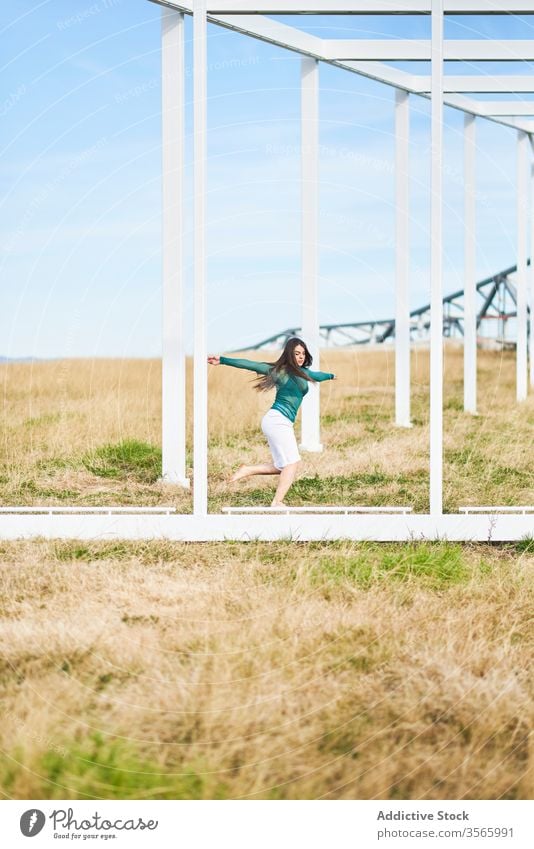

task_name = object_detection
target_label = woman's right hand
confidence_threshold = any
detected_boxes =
[207,355,220,365]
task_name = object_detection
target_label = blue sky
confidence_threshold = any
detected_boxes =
[1,2,532,358]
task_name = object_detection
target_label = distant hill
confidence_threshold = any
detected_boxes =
[0,357,40,363]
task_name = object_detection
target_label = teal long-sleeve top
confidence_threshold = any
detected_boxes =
[219,356,335,423]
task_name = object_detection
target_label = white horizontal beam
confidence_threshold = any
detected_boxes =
[1,513,532,541]
[479,102,534,115]
[341,66,534,131]
[415,75,534,93]
[338,59,419,88]
[149,1,534,132]
[325,40,534,61]
[459,505,534,513]
[215,11,327,57]
[0,506,178,514]
[444,94,534,130]
[199,1,534,13]
[155,2,325,56]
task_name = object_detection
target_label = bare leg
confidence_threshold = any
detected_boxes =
[271,461,300,506]
[231,463,280,482]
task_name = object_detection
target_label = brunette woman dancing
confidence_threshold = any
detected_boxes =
[208,337,335,506]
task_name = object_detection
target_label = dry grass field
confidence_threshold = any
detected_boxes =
[0,348,532,801]
[0,345,532,512]
[0,538,532,800]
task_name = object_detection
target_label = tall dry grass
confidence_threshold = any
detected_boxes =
[0,349,532,800]
[0,345,532,510]
[0,539,532,800]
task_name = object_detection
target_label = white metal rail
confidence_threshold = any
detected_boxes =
[0,507,178,515]
[0,514,531,541]
[155,1,534,13]
[222,506,413,514]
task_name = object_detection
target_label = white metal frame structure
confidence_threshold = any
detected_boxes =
[2,0,533,543]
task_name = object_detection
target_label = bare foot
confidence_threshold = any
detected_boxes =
[230,464,249,483]
[271,501,287,508]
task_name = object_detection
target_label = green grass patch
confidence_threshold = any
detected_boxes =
[312,542,469,590]
[217,473,395,508]
[490,467,533,486]
[445,449,486,471]
[82,440,162,483]
[215,471,422,510]
[291,472,391,500]
[322,413,344,425]
[2,733,228,800]
[318,712,373,758]
[36,457,77,472]
[12,480,79,500]
[444,397,464,411]
[23,413,63,428]
[51,539,195,564]
[52,540,135,562]
[515,536,534,554]
[210,429,259,450]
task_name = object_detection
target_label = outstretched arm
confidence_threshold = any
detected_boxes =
[212,355,272,375]
[305,368,336,382]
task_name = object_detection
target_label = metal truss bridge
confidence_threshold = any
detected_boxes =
[246,264,529,350]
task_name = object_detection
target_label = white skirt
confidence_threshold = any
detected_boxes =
[261,409,301,470]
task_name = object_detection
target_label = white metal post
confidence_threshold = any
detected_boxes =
[300,56,322,452]
[530,159,534,390]
[395,88,411,428]
[193,0,208,514]
[517,131,528,402]
[463,113,477,415]
[430,0,444,516]
[161,8,189,487]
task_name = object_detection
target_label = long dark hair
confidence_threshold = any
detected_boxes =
[253,336,316,392]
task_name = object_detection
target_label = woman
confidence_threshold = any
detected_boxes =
[207,337,336,507]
